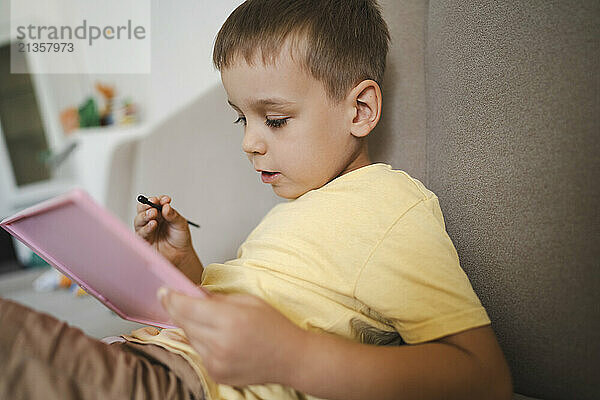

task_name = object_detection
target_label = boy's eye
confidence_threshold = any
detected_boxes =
[265,117,289,129]
[233,116,247,126]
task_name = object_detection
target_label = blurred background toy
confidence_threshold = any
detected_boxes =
[96,82,115,126]
[60,107,80,134]
[78,97,100,128]
[120,97,138,125]
[33,267,88,297]
[58,81,140,134]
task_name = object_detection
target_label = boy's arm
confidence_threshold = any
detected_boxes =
[177,250,204,285]
[159,289,512,399]
[284,324,513,400]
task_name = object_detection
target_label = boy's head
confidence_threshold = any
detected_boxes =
[214,0,390,199]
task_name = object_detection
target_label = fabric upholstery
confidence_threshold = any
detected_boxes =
[372,0,428,181]
[425,1,599,398]
[372,1,599,398]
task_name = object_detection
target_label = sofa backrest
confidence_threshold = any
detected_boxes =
[374,1,599,399]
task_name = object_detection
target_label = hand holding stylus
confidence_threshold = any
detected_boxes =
[137,195,200,228]
[134,194,199,270]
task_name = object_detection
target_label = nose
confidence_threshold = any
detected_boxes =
[241,123,266,155]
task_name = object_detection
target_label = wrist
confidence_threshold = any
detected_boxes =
[179,245,198,265]
[170,245,194,269]
[178,248,204,284]
[278,326,312,388]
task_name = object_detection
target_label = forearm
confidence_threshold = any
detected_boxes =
[177,250,204,285]
[284,329,509,400]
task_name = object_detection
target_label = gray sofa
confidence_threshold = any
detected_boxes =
[375,1,599,399]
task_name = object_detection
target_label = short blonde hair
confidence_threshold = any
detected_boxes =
[213,0,391,102]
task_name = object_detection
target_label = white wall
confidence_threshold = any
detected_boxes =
[148,0,244,123]
[36,0,246,127]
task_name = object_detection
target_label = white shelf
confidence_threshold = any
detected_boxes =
[4,179,78,212]
[68,124,151,207]
[69,124,148,141]
[3,124,150,213]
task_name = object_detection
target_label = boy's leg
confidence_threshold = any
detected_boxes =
[0,297,204,400]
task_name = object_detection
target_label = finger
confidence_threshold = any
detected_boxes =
[136,202,151,213]
[204,292,254,308]
[161,306,213,357]
[147,197,162,218]
[135,208,157,228]
[136,196,160,212]
[168,321,212,361]
[186,336,210,361]
[220,292,253,303]
[167,309,215,340]
[162,203,181,223]
[159,195,171,205]
[137,220,157,238]
[133,212,145,229]
[159,288,218,328]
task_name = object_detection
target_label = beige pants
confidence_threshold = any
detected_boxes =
[0,297,205,400]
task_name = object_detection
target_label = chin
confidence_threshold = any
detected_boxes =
[273,185,303,200]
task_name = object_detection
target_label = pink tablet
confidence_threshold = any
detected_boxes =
[0,188,207,328]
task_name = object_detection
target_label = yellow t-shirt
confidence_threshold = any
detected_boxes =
[123,163,491,400]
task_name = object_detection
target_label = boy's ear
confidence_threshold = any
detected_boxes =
[347,79,382,138]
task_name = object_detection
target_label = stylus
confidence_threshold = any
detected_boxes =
[137,195,200,228]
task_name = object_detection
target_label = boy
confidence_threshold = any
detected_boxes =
[0,0,512,399]
[130,0,512,399]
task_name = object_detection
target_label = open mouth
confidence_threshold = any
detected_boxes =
[261,171,281,183]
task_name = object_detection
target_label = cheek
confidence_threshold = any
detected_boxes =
[312,120,348,158]
[318,105,347,140]
[304,109,343,145]
[280,107,347,170]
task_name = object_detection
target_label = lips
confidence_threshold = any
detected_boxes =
[260,171,281,183]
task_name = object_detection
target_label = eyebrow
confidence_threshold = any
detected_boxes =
[227,97,296,111]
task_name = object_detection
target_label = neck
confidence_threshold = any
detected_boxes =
[337,141,371,178]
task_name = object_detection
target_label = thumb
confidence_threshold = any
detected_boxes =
[157,287,172,311]
[157,287,187,313]
[162,203,181,223]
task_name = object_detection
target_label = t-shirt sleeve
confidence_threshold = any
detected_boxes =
[353,197,491,344]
